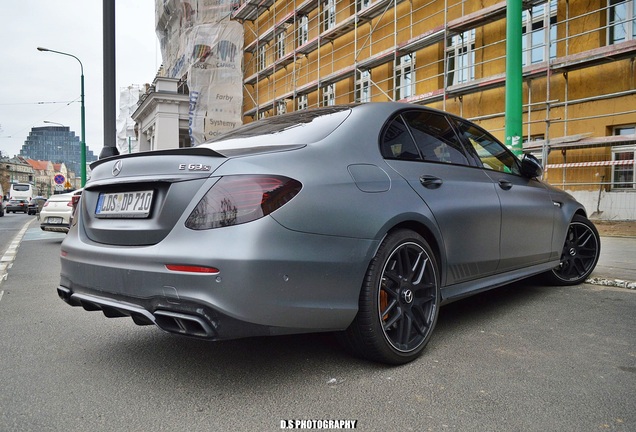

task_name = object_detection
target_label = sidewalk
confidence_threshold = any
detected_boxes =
[587,235,636,289]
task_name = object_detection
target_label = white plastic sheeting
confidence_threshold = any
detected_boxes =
[156,0,243,145]
[116,85,143,154]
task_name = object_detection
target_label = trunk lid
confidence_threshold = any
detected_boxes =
[79,148,227,246]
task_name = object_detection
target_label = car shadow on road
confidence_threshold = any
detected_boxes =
[71,278,552,395]
[435,277,549,334]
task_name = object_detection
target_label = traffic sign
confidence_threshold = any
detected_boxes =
[54,174,66,185]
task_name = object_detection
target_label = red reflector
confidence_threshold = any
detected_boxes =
[165,264,220,274]
[60,250,68,257]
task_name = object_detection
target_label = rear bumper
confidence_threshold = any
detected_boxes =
[57,286,281,339]
[59,216,378,340]
[40,213,71,232]
[41,223,70,233]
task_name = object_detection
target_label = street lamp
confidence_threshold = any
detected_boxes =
[37,47,86,187]
[43,121,65,127]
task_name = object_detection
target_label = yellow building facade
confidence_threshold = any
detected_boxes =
[232,0,636,217]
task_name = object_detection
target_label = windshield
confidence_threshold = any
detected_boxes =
[198,106,352,156]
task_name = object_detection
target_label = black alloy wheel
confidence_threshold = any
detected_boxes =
[547,214,601,285]
[340,230,440,364]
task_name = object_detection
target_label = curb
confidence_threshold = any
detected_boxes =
[586,277,636,290]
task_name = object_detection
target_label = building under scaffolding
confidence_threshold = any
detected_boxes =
[232,0,636,219]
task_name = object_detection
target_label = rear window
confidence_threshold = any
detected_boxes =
[199,106,352,156]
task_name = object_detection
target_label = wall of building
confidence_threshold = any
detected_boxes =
[232,0,636,218]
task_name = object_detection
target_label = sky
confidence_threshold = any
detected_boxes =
[0,1,162,158]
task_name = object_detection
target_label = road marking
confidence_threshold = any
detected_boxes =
[0,219,34,287]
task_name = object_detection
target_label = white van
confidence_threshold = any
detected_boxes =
[9,183,34,201]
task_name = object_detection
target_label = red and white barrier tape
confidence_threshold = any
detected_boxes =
[547,159,635,169]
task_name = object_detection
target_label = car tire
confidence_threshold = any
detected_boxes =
[339,229,440,364]
[545,214,601,286]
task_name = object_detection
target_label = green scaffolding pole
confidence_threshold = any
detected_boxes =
[505,0,523,158]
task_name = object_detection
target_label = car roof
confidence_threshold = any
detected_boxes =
[47,192,75,201]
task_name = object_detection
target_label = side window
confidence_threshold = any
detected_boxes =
[380,116,421,160]
[402,111,469,165]
[455,120,521,175]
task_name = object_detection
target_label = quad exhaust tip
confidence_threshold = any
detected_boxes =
[57,287,216,338]
[154,311,215,338]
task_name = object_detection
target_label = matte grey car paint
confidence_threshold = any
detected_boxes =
[58,102,588,342]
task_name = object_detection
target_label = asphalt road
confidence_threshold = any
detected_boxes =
[0,217,634,431]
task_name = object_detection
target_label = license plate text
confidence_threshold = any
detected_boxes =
[96,190,154,218]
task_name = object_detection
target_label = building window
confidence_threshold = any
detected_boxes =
[357,0,370,10]
[277,100,287,115]
[297,94,308,110]
[609,0,636,44]
[323,0,336,32]
[258,45,267,71]
[323,84,335,106]
[356,70,371,102]
[298,15,309,46]
[276,31,286,60]
[446,29,475,87]
[522,0,557,65]
[611,126,636,189]
[395,54,414,100]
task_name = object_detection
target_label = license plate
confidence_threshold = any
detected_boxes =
[48,217,63,224]
[96,190,154,218]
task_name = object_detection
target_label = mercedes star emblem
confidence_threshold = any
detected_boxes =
[112,160,123,177]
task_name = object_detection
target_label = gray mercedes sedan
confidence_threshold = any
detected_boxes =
[58,102,600,364]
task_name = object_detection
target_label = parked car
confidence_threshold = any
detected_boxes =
[40,192,76,233]
[28,196,48,216]
[6,199,28,213]
[58,103,600,364]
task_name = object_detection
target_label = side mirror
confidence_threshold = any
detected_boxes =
[520,153,543,179]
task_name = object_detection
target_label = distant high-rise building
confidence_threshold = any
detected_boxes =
[19,126,96,176]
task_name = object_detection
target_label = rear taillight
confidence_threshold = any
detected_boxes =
[71,194,81,210]
[185,175,302,230]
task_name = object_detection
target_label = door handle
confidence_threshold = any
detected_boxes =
[498,179,513,190]
[420,175,443,189]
